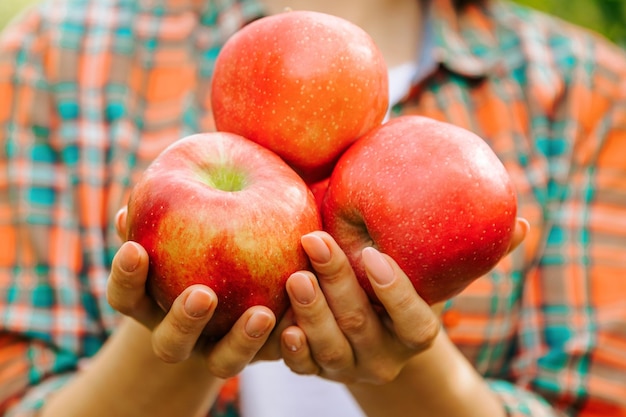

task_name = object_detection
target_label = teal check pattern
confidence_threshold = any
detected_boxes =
[1,0,625,416]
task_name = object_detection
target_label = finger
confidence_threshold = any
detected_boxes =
[430,301,446,316]
[115,207,128,241]
[506,217,529,254]
[281,326,320,376]
[206,306,276,379]
[255,308,296,362]
[151,285,217,363]
[106,241,163,328]
[362,247,440,351]
[300,232,383,344]
[285,271,353,373]
[300,231,357,287]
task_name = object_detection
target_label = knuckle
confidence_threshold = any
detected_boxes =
[334,308,369,335]
[205,333,265,379]
[325,261,355,282]
[206,359,240,379]
[314,348,350,371]
[105,291,122,311]
[113,271,137,291]
[152,340,184,364]
[169,316,198,337]
[106,275,141,315]
[106,290,134,316]
[393,290,416,315]
[368,363,402,385]
[150,315,202,364]
[404,316,440,351]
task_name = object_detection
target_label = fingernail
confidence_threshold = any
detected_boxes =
[362,247,395,286]
[120,242,140,272]
[283,330,302,352]
[245,311,273,338]
[288,272,316,305]
[301,234,331,264]
[184,289,213,318]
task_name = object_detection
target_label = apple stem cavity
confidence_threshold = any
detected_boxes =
[203,166,248,192]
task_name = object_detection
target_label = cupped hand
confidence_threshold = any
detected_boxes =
[278,217,529,385]
[106,207,277,379]
[276,230,439,385]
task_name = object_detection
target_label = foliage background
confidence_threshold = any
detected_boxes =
[1,0,625,45]
[516,0,626,47]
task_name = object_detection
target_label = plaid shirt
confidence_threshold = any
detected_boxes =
[1,0,625,416]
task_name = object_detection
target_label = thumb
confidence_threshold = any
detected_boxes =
[506,217,529,255]
[115,207,129,241]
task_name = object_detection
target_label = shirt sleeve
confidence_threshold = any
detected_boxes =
[0,0,263,414]
[501,33,626,416]
[486,379,566,417]
[517,40,626,417]
[436,10,626,416]
[0,333,75,416]
[0,6,97,415]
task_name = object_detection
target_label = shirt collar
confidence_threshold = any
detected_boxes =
[430,0,504,78]
[134,0,503,80]
[137,0,264,23]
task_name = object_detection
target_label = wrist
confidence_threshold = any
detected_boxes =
[40,317,225,417]
[349,331,506,417]
[114,317,227,390]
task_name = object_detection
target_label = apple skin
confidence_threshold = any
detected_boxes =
[126,132,322,340]
[308,177,330,213]
[321,116,518,305]
[211,10,389,184]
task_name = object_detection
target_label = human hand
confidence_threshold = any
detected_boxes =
[277,218,529,385]
[106,208,277,378]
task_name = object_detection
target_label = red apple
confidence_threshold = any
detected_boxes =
[211,10,389,183]
[321,115,518,305]
[126,132,322,340]
[308,177,330,213]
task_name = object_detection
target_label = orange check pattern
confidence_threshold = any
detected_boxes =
[1,0,625,416]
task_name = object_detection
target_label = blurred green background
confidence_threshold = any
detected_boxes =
[517,0,626,47]
[1,0,625,46]
[1,0,37,29]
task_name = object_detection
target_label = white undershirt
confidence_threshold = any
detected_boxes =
[240,360,364,417]
[386,61,419,120]
[239,62,419,417]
